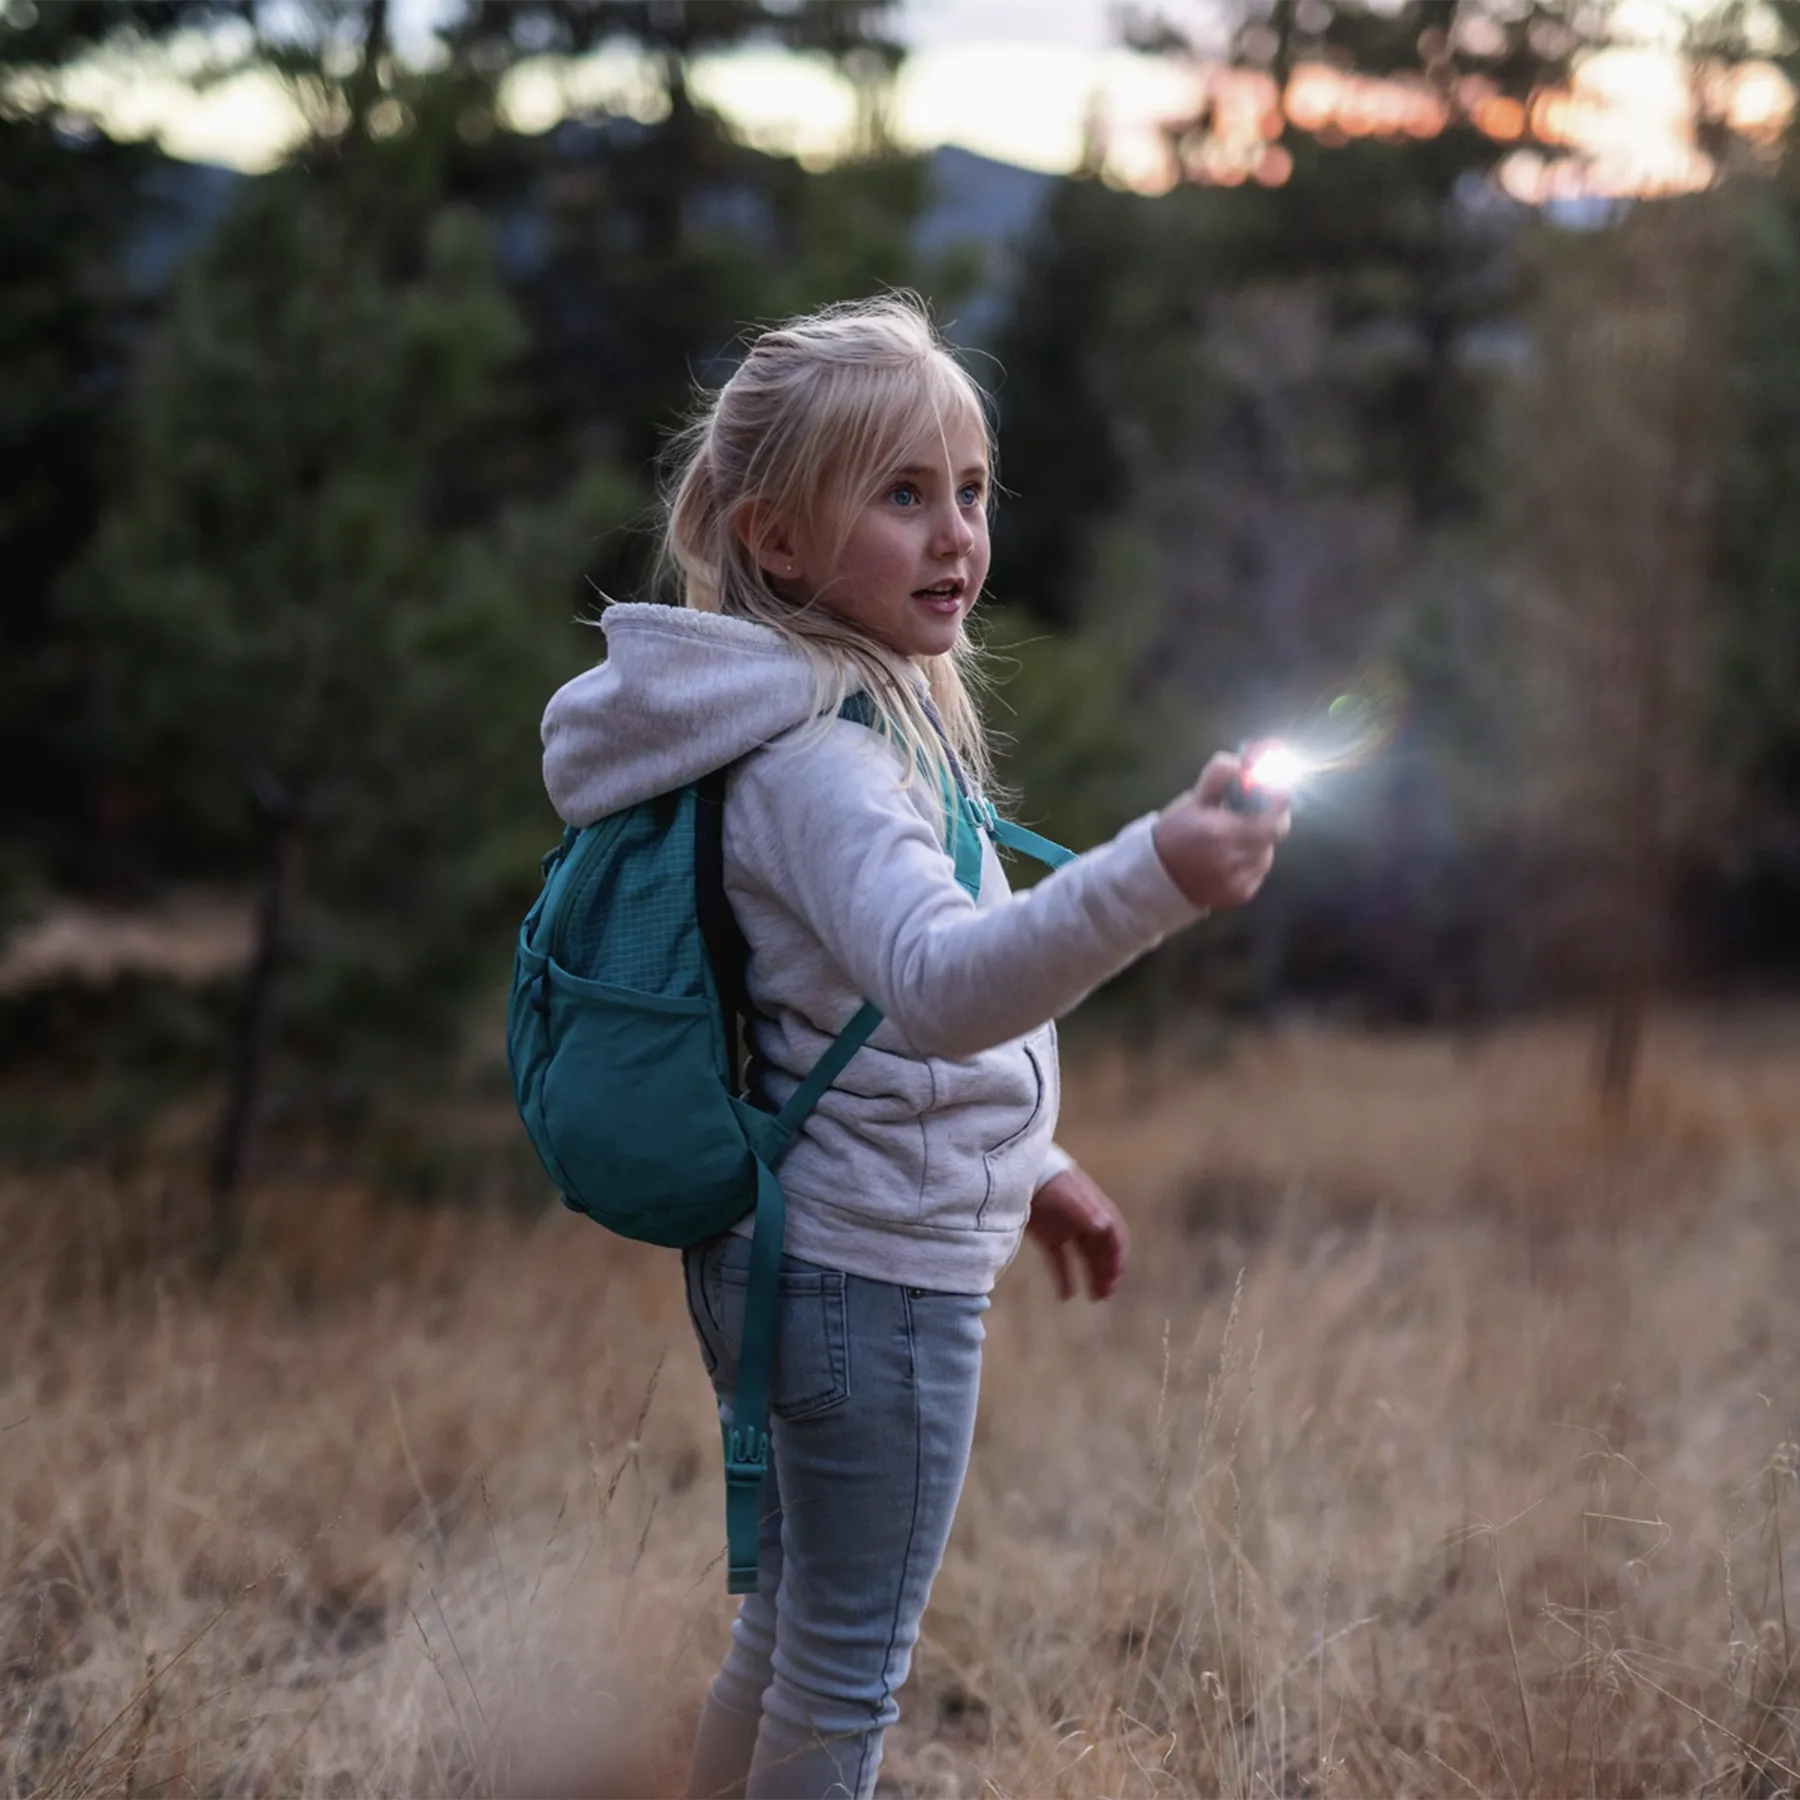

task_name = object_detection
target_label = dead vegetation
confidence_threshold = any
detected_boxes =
[3,1010,1799,1797]
[0,894,252,998]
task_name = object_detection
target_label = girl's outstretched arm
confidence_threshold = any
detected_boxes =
[729,722,1281,1059]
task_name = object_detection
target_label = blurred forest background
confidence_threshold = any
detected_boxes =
[8,7,1800,1796]
[5,0,1800,1215]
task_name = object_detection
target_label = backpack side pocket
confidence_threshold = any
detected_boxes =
[538,964,756,1245]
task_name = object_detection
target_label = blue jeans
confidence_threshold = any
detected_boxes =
[681,1232,988,1800]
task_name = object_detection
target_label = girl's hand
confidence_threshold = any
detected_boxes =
[1027,1166,1130,1301]
[1152,752,1291,911]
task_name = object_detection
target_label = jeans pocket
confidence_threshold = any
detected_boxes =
[704,1242,851,1420]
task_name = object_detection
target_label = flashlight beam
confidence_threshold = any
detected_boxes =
[1244,742,1311,793]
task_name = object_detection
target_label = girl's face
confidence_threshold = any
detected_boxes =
[777,412,991,661]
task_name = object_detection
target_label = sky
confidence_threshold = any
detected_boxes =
[27,0,1796,199]
[42,0,1178,177]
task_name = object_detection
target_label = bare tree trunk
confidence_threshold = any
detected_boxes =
[1268,0,1294,105]
[1513,197,1735,1126]
[210,777,295,1265]
[345,0,390,142]
[1595,973,1646,1121]
[1587,291,1710,1121]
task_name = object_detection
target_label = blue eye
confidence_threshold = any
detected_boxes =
[958,483,984,508]
[888,484,920,507]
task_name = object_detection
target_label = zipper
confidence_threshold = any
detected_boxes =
[541,819,613,966]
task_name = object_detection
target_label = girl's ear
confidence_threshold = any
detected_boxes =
[734,501,803,582]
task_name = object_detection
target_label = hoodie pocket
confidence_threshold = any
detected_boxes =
[977,1036,1046,1228]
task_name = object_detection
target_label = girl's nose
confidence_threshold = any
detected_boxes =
[934,504,976,558]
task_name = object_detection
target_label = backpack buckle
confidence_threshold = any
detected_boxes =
[963,793,999,835]
[723,1423,769,1486]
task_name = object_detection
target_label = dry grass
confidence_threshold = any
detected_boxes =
[0,893,251,996]
[4,1009,1799,1797]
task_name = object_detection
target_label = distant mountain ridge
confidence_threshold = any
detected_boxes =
[917,144,1055,341]
[125,141,1056,329]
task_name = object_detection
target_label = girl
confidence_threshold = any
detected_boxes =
[540,295,1289,1800]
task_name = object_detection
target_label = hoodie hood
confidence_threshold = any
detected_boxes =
[541,603,824,825]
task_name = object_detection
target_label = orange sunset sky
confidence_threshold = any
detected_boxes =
[16,0,1794,200]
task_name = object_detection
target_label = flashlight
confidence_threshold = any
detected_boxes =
[1224,738,1307,814]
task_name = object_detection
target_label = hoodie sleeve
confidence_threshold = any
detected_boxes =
[1035,1142,1077,1192]
[727,720,1202,1059]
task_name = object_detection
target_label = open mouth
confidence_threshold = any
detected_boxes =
[912,579,966,614]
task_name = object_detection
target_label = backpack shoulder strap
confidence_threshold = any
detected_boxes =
[693,767,751,1090]
[978,805,1077,872]
[723,1155,785,1592]
[836,692,987,898]
[838,690,880,730]
[694,742,881,1595]
[716,700,1073,1596]
[694,759,887,1108]
[836,691,1076,881]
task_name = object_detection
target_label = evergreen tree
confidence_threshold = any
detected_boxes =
[984,177,1138,629]
[58,154,629,1230]
[1123,0,1581,169]
[1496,196,1741,1111]
[1715,157,1800,971]
[419,0,944,607]
[992,152,1507,768]
[0,113,155,908]
[0,0,253,906]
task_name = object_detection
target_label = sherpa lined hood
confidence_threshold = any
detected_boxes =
[542,603,821,825]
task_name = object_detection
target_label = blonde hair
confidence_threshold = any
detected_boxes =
[658,293,1004,817]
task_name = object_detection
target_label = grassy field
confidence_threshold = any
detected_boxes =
[4,1012,1799,1797]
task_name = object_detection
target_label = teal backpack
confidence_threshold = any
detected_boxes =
[507,701,1072,1592]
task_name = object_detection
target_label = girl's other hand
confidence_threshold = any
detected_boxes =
[1152,752,1291,912]
[1026,1167,1129,1301]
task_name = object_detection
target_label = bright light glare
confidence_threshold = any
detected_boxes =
[1246,741,1312,793]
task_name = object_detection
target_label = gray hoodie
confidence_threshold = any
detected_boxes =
[540,603,1201,1294]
